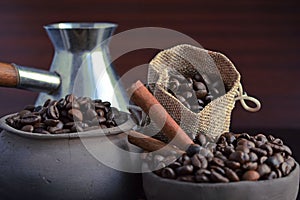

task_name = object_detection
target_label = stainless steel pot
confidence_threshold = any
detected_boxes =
[0,113,142,200]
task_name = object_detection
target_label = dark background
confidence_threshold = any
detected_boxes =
[0,0,299,198]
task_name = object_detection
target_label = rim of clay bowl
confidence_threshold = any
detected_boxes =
[0,112,136,140]
[142,162,300,187]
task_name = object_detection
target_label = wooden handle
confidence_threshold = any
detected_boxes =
[0,62,19,87]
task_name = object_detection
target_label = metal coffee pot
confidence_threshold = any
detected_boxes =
[0,22,127,111]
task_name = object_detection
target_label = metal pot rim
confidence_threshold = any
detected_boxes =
[0,112,135,140]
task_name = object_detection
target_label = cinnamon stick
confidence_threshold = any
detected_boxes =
[127,80,194,150]
[127,130,185,155]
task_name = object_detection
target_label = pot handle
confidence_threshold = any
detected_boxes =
[0,62,61,93]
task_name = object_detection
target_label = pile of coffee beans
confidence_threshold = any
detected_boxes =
[146,132,295,183]
[6,94,127,134]
[167,71,222,113]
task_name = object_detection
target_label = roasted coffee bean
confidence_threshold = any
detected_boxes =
[21,125,34,132]
[242,162,258,170]
[286,157,295,168]
[266,156,281,169]
[267,135,275,142]
[255,133,268,143]
[211,166,225,175]
[242,170,260,181]
[199,148,214,160]
[223,132,236,145]
[229,151,249,164]
[195,174,210,183]
[236,145,250,153]
[194,133,207,146]
[210,171,229,183]
[275,168,282,178]
[248,152,258,162]
[260,144,273,156]
[214,151,228,161]
[224,167,239,182]
[272,138,283,146]
[24,105,35,112]
[175,165,194,175]
[283,145,292,156]
[225,160,241,170]
[186,144,202,157]
[266,171,277,180]
[44,119,60,127]
[20,114,41,125]
[195,169,211,176]
[191,154,208,169]
[257,164,271,177]
[161,167,176,179]
[18,110,31,118]
[251,147,267,157]
[280,162,292,176]
[211,157,225,167]
[86,109,98,119]
[259,156,268,164]
[68,109,83,121]
[177,175,195,182]
[47,105,60,119]
[168,162,181,169]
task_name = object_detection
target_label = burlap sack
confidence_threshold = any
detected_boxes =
[146,44,242,142]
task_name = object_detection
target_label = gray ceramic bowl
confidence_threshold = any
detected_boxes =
[0,113,142,200]
[143,163,299,200]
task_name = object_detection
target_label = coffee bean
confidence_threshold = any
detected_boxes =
[259,156,268,164]
[168,162,181,169]
[68,109,83,121]
[229,151,249,164]
[44,119,60,127]
[161,167,176,179]
[251,147,267,157]
[236,145,250,153]
[257,164,271,177]
[211,166,225,175]
[266,156,281,169]
[177,175,195,182]
[211,171,229,183]
[255,133,268,144]
[194,133,207,146]
[224,167,239,182]
[20,114,41,125]
[18,110,31,118]
[280,162,292,176]
[286,157,295,168]
[248,152,258,162]
[260,144,273,156]
[175,165,194,175]
[283,145,292,156]
[225,160,241,170]
[242,170,260,181]
[186,144,202,157]
[211,157,225,167]
[47,105,60,119]
[266,171,277,180]
[242,162,258,170]
[23,105,35,112]
[21,125,34,132]
[195,174,210,183]
[191,154,208,169]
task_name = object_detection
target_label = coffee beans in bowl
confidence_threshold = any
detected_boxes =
[5,94,128,134]
[142,132,299,200]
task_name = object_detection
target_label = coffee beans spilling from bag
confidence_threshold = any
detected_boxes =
[146,132,295,183]
[167,71,222,113]
[6,94,127,134]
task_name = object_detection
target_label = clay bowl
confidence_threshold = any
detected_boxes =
[0,113,142,200]
[143,163,299,200]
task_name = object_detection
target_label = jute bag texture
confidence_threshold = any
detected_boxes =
[147,44,241,142]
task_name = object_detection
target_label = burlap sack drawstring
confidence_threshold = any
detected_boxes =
[235,83,261,112]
